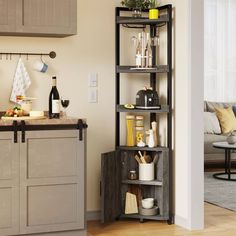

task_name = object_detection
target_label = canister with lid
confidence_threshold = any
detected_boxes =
[126,115,135,146]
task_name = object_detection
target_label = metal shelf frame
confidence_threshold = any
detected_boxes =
[115,4,173,224]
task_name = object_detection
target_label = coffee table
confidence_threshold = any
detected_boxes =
[212,142,236,181]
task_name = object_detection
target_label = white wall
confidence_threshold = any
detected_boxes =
[0,0,204,230]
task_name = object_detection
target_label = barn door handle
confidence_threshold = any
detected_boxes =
[77,119,88,141]
[13,120,18,143]
[21,120,26,143]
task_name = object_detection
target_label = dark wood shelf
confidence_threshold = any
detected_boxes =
[122,179,162,186]
[117,15,169,25]
[117,146,169,152]
[121,214,169,221]
[117,105,169,113]
[117,65,169,73]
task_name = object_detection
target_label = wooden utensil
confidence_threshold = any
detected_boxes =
[153,154,159,164]
[138,151,146,163]
[144,155,152,163]
[134,155,142,164]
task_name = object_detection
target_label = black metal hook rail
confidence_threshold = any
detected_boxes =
[0,51,56,59]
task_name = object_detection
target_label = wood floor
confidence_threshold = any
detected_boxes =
[88,203,236,235]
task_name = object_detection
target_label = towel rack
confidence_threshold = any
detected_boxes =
[0,51,56,59]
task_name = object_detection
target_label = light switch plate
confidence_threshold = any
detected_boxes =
[88,73,98,87]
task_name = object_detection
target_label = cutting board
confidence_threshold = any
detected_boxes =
[1,116,46,121]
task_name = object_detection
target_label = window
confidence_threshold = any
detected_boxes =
[204,0,236,102]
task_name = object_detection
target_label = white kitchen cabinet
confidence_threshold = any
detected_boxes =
[0,0,77,37]
[0,132,19,236]
[0,0,16,33]
[0,124,86,236]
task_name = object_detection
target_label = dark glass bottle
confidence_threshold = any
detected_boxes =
[49,76,60,119]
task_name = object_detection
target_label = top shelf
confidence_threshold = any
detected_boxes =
[116,15,169,25]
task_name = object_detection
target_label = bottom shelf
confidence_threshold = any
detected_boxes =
[120,214,169,221]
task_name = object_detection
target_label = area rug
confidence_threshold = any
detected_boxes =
[205,172,236,211]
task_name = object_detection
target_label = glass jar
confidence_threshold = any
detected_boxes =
[126,115,135,146]
[129,170,137,180]
[135,115,144,127]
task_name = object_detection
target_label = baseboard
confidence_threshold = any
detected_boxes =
[175,215,189,229]
[87,211,101,221]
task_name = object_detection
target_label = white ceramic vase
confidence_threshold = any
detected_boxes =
[227,132,236,145]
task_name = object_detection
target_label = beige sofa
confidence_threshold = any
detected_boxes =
[204,101,236,163]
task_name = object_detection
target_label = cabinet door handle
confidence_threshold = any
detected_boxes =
[13,121,18,143]
[22,0,25,26]
[21,120,26,143]
[77,119,88,141]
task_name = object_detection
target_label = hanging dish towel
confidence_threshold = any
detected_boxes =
[10,58,31,104]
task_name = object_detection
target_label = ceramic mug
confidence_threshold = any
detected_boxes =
[33,60,48,73]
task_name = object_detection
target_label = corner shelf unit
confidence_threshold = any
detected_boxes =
[101,4,173,225]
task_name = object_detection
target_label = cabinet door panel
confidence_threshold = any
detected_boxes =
[0,0,16,33]
[101,151,121,223]
[27,184,77,226]
[16,0,77,36]
[0,132,19,236]
[27,137,77,178]
[20,130,85,235]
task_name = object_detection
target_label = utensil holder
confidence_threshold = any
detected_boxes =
[139,163,154,181]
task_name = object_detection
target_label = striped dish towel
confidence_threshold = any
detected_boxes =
[10,58,31,104]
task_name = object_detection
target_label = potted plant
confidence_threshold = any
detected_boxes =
[149,0,160,19]
[121,0,150,17]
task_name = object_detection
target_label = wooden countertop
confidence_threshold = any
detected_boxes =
[0,116,86,127]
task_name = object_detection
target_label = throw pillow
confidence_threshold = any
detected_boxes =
[204,112,221,134]
[215,107,236,134]
[206,101,234,112]
[232,106,236,117]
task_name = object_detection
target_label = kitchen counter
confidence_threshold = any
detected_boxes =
[0,117,83,125]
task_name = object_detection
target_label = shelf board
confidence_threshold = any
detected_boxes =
[122,179,162,186]
[120,214,169,221]
[117,105,169,113]
[117,15,169,25]
[117,65,169,73]
[117,146,169,152]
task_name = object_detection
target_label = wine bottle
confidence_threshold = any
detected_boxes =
[49,76,60,119]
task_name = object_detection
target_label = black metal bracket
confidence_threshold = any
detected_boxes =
[13,121,18,143]
[21,120,26,143]
[77,119,88,141]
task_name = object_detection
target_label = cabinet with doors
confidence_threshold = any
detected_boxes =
[0,119,87,236]
[0,0,77,37]
[101,5,173,224]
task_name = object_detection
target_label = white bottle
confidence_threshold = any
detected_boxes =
[151,121,158,147]
[148,129,155,148]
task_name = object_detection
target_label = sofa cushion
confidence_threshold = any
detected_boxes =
[215,107,236,134]
[204,112,221,134]
[204,101,207,112]
[206,101,235,112]
[204,134,226,154]
[232,105,236,117]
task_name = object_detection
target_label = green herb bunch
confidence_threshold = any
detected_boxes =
[149,0,159,9]
[121,0,150,10]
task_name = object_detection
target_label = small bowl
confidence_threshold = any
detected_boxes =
[141,198,154,209]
